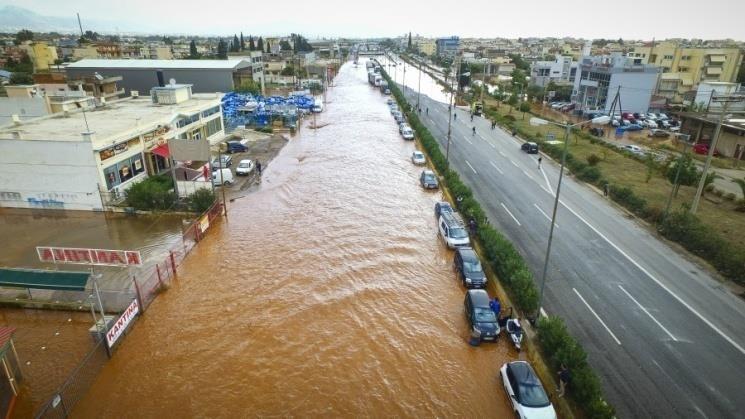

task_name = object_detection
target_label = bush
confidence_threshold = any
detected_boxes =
[724,193,736,201]
[735,199,745,212]
[714,189,725,197]
[187,188,216,213]
[586,154,601,166]
[609,185,648,215]
[577,166,602,183]
[125,176,177,210]
[257,126,274,134]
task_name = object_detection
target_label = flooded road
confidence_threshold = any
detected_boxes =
[74,60,514,417]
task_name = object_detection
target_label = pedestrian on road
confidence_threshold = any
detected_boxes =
[556,364,571,397]
[489,298,501,316]
[426,107,429,114]
[538,157,542,169]
[454,113,457,120]
[604,183,610,197]
[470,114,474,122]
[256,160,262,175]
[491,120,496,130]
[472,126,476,136]
[468,218,477,236]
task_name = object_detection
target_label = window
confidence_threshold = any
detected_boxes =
[664,55,673,60]
[190,128,202,140]
[176,113,200,128]
[104,154,145,190]
[205,117,223,137]
[681,55,690,61]
[201,105,220,118]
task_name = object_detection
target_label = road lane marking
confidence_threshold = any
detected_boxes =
[499,151,506,157]
[510,159,519,168]
[465,160,477,174]
[488,142,496,149]
[464,137,473,145]
[522,169,534,180]
[561,202,745,355]
[533,204,558,228]
[490,161,503,174]
[573,288,622,345]
[500,202,522,226]
[618,285,678,342]
[540,167,553,194]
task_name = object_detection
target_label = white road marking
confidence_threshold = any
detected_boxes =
[465,160,477,174]
[618,285,678,341]
[562,202,745,355]
[500,202,522,226]
[573,288,622,345]
[533,204,559,228]
[499,151,506,157]
[510,160,519,168]
[490,161,503,174]
[463,137,473,145]
[488,142,496,149]
[522,169,534,180]
[540,166,553,194]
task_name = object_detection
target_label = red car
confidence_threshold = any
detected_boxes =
[693,143,722,157]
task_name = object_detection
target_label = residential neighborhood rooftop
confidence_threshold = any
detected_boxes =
[65,58,251,70]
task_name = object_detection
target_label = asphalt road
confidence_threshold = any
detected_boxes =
[383,56,745,418]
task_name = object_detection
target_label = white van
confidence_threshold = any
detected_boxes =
[312,98,324,113]
[438,212,470,249]
[212,168,234,186]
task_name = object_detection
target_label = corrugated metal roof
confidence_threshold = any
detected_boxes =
[0,327,15,352]
[66,59,251,70]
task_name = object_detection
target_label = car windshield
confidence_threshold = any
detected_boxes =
[518,383,551,408]
[424,173,435,181]
[414,153,423,158]
[450,227,467,239]
[464,260,482,273]
[239,162,250,168]
[474,307,496,323]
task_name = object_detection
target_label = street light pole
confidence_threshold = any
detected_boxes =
[417,61,422,110]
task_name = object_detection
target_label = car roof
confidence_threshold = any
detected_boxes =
[457,247,478,260]
[508,361,541,386]
[467,289,490,305]
[413,150,424,155]
[423,170,434,175]
[239,159,253,164]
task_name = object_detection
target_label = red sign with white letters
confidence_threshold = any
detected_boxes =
[36,246,142,267]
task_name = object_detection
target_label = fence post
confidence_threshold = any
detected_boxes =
[156,264,164,288]
[132,275,144,313]
[169,251,177,276]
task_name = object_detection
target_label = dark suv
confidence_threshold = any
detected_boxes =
[521,142,539,154]
[454,247,486,288]
[464,289,499,341]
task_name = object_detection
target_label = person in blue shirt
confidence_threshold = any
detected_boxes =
[489,298,500,316]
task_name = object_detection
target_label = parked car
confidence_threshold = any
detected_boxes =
[646,113,658,121]
[235,159,255,175]
[454,247,486,288]
[521,142,539,154]
[659,120,671,128]
[500,361,556,419]
[399,122,411,134]
[658,112,670,120]
[645,120,658,129]
[225,140,248,154]
[211,168,234,186]
[439,211,470,248]
[434,201,454,218]
[211,155,233,170]
[394,113,405,124]
[621,124,643,131]
[464,289,499,341]
[648,129,670,138]
[693,143,722,157]
[560,103,575,112]
[420,170,439,189]
[411,151,426,165]
[623,144,645,155]
[386,98,395,106]
[401,127,415,140]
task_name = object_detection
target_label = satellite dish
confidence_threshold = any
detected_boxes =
[169,78,176,86]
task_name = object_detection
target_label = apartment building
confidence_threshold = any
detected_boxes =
[530,54,577,87]
[626,42,743,103]
[436,36,460,58]
[22,42,58,71]
[0,85,224,211]
[416,39,436,56]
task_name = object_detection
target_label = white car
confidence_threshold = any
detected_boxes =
[500,361,556,419]
[235,159,255,176]
[411,150,426,165]
[622,144,645,155]
[401,127,415,140]
[658,112,669,120]
[645,120,658,129]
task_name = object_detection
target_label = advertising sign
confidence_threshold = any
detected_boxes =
[36,246,143,267]
[168,138,210,161]
[105,299,140,348]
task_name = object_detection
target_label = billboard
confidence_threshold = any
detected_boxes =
[168,138,210,161]
[106,299,140,348]
[36,246,143,267]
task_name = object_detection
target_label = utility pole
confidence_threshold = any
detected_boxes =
[417,61,422,110]
[690,95,743,213]
[77,13,84,38]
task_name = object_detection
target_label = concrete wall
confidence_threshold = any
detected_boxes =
[65,68,237,94]
[605,72,659,114]
[0,139,103,211]
[0,98,50,125]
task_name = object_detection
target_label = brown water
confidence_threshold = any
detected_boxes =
[73,60,515,417]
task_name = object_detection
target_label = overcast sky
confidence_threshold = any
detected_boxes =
[9,0,745,40]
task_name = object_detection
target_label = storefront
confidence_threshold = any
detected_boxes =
[97,137,147,193]
[142,126,173,175]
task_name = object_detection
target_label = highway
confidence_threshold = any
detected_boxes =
[383,56,745,418]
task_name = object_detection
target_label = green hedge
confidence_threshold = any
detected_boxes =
[125,175,177,210]
[383,68,613,417]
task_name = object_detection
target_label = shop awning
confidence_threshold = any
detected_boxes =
[0,268,89,291]
[151,144,170,158]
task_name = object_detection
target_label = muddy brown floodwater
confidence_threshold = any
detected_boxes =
[74,60,516,417]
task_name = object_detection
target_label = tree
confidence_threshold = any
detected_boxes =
[240,32,245,51]
[249,36,255,51]
[526,84,544,102]
[508,53,530,71]
[266,40,271,53]
[162,36,173,45]
[511,68,528,89]
[737,61,745,84]
[236,79,261,95]
[217,39,228,59]
[84,30,99,41]
[257,37,264,52]
[519,102,531,119]
[187,188,216,213]
[280,40,292,51]
[290,34,313,52]
[189,40,200,59]
[14,29,33,45]
[232,34,240,52]
[507,95,518,114]
[666,154,699,192]
[407,32,412,50]
[10,72,33,85]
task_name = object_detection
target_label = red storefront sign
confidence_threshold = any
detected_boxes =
[105,299,140,348]
[36,246,143,267]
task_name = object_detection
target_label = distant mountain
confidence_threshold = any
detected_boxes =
[0,5,152,34]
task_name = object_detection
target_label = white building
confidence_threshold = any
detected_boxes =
[530,54,577,87]
[0,85,224,211]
